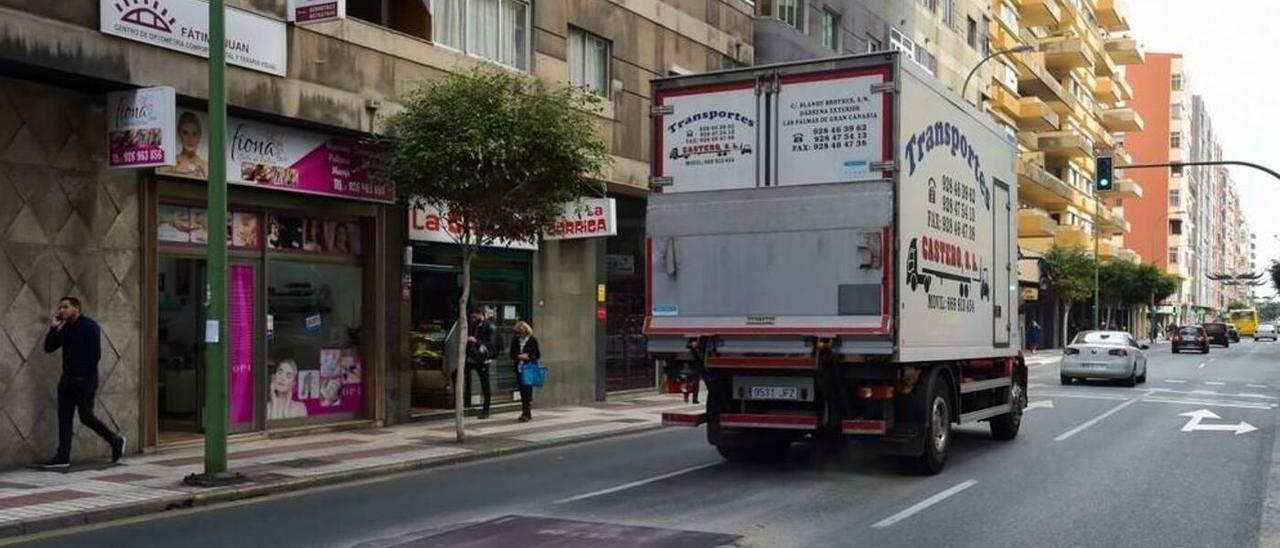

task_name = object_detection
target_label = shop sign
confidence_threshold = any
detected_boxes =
[408,201,539,250]
[543,198,618,241]
[156,108,394,203]
[1020,287,1039,302]
[288,0,345,23]
[106,86,176,169]
[100,0,287,76]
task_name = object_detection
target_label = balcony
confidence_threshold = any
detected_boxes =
[1040,36,1092,72]
[1055,224,1093,250]
[1094,76,1133,103]
[988,86,1021,121]
[991,23,1021,53]
[1019,208,1059,238]
[1098,206,1130,236]
[1018,155,1076,209]
[1038,131,1093,161]
[1016,0,1064,28]
[1016,53,1074,107]
[1102,106,1144,132]
[1017,96,1060,131]
[1098,240,1119,258]
[1105,37,1144,65]
[1095,0,1132,32]
[1100,177,1143,200]
[1094,50,1118,78]
[1112,145,1133,166]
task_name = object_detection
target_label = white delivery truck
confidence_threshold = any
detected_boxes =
[648,52,1025,474]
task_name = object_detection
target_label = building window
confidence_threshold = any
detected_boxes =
[890,28,916,61]
[943,0,957,29]
[1172,164,1184,176]
[1170,219,1183,235]
[981,15,991,55]
[1170,131,1182,149]
[999,0,1019,33]
[1169,247,1179,264]
[1169,189,1181,207]
[568,28,611,97]
[921,0,938,12]
[433,0,530,70]
[966,17,978,48]
[1171,73,1184,91]
[777,0,804,30]
[916,47,937,74]
[867,34,882,52]
[1171,103,1183,120]
[820,9,840,51]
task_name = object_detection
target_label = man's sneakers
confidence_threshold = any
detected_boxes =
[36,458,70,469]
[112,434,126,464]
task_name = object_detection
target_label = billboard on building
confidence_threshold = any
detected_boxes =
[100,0,287,76]
[106,86,176,169]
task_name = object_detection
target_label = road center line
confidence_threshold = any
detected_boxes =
[1248,384,1268,389]
[1198,363,1207,369]
[553,462,718,504]
[1165,379,1187,383]
[1054,393,1147,442]
[872,480,978,529]
[1206,382,1226,386]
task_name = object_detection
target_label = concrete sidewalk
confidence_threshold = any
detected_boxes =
[0,395,698,540]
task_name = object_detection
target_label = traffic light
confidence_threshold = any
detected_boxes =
[1095,155,1114,192]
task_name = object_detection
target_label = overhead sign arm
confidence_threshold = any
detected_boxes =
[1121,160,1280,182]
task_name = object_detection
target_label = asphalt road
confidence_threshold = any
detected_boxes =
[13,340,1280,548]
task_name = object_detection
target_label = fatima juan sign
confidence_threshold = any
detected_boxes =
[100,0,287,76]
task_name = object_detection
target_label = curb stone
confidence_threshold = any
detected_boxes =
[4,422,668,540]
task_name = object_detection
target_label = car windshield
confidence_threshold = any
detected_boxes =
[1072,332,1127,344]
[1179,327,1202,336]
[1261,325,1276,332]
[1203,324,1227,334]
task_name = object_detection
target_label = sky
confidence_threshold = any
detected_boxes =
[1125,0,1278,298]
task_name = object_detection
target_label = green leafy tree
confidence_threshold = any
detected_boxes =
[1132,262,1179,340]
[1045,246,1097,345]
[1270,259,1280,296]
[382,68,610,442]
[1097,260,1138,327]
[1225,300,1249,311]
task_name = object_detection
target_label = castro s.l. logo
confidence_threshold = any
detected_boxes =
[114,0,178,33]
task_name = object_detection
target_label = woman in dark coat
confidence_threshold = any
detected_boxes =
[510,321,541,422]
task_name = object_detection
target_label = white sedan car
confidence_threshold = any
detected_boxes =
[1257,324,1278,342]
[1060,330,1149,387]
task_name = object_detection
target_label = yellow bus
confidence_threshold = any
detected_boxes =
[1228,308,1259,337]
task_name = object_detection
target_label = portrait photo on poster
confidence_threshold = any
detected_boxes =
[156,110,209,179]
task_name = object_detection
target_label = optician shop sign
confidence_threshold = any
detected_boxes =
[106,86,176,169]
[100,0,287,76]
[156,108,394,203]
[408,198,618,248]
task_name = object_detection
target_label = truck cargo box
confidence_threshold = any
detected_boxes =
[645,53,1019,362]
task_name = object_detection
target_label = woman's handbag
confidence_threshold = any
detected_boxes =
[519,361,546,387]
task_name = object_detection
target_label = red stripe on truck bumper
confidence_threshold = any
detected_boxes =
[719,414,818,430]
[707,357,815,370]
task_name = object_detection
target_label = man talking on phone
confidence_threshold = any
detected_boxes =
[38,297,125,468]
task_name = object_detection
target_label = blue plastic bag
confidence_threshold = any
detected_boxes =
[519,361,546,387]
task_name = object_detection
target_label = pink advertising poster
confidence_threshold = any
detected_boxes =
[106,86,176,169]
[303,348,363,415]
[229,265,255,424]
[156,109,394,203]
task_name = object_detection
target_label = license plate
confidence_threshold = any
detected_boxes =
[1083,363,1109,369]
[746,386,799,400]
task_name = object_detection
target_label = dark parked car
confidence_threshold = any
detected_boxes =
[1228,325,1240,343]
[1172,325,1210,354]
[1202,322,1230,348]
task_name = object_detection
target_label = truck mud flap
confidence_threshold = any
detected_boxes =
[719,414,819,431]
[661,412,707,427]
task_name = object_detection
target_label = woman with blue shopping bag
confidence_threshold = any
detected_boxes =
[510,321,542,422]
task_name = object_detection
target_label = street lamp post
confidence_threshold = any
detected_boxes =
[961,45,1035,103]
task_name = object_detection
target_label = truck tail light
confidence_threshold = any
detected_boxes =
[856,386,895,400]
[1108,349,1128,356]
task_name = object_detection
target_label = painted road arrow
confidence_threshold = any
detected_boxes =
[1178,409,1258,435]
[1026,400,1054,411]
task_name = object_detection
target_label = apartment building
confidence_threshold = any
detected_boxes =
[0,0,753,469]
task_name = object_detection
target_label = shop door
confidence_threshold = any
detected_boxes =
[471,269,530,404]
[157,257,258,440]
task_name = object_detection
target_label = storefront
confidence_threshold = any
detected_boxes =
[144,107,393,444]
[604,196,650,392]
[404,198,616,412]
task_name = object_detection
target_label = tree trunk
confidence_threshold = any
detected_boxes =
[1062,301,1071,349]
[454,245,476,443]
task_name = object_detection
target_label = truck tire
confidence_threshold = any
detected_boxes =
[989,381,1024,441]
[913,371,953,475]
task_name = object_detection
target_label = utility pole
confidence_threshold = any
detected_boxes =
[185,0,234,486]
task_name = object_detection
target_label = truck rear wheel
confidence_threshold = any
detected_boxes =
[989,381,1023,441]
[913,371,953,475]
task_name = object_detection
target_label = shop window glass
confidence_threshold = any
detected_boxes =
[266,262,364,422]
